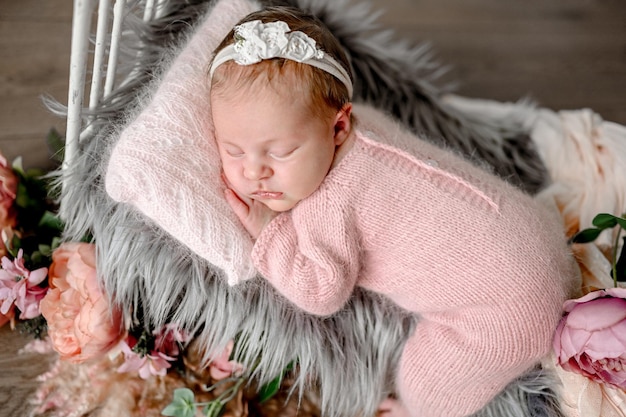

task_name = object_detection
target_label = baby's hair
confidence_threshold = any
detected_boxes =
[209,6,353,121]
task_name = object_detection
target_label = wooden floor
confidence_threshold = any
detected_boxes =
[0,0,624,415]
[0,0,71,170]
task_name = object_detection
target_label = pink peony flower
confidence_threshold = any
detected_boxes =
[40,242,125,363]
[0,249,48,321]
[554,287,626,389]
[0,154,17,236]
[209,340,245,381]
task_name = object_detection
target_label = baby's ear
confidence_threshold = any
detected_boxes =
[333,103,353,145]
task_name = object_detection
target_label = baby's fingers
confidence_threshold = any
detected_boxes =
[224,188,249,222]
[221,172,234,189]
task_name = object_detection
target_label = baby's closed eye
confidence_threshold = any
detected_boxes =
[269,147,298,160]
[223,146,244,157]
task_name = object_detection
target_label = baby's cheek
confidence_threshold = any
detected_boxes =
[222,162,239,179]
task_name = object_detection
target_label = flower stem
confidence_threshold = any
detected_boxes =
[612,226,622,288]
[216,377,246,403]
[195,376,246,412]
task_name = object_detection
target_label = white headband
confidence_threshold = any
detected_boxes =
[209,20,353,98]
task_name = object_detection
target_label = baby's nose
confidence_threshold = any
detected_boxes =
[243,160,271,180]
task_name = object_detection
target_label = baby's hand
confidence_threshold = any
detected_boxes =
[223,188,278,239]
[376,398,411,417]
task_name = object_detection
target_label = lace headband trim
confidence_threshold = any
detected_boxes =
[209,20,353,98]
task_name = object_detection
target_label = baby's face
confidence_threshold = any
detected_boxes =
[211,88,343,212]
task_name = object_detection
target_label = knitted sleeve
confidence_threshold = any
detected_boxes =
[251,192,360,316]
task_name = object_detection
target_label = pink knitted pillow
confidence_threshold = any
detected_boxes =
[105,0,259,285]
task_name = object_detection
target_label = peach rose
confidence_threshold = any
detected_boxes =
[40,242,125,363]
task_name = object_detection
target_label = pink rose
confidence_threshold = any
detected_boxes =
[40,242,125,363]
[554,287,626,389]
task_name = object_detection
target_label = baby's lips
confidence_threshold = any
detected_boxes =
[252,191,284,199]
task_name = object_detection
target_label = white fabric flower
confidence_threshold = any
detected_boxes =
[258,21,289,58]
[231,20,323,65]
[286,31,323,62]
[233,21,263,64]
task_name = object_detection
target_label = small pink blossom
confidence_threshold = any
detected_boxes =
[209,340,245,381]
[116,325,187,380]
[116,334,176,379]
[0,249,48,320]
[154,323,190,357]
[554,287,626,389]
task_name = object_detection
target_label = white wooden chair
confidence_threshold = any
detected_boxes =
[64,0,165,171]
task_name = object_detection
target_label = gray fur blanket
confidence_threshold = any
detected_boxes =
[55,0,563,416]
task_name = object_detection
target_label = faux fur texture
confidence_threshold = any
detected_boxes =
[54,0,563,416]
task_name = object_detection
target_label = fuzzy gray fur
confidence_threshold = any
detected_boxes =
[52,0,564,416]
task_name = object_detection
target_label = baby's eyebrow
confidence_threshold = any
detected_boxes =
[216,139,239,147]
[222,144,245,152]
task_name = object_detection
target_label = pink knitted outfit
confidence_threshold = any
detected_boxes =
[252,129,579,417]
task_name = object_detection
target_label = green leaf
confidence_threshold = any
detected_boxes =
[161,388,196,417]
[51,236,62,250]
[38,210,64,231]
[258,374,282,403]
[30,251,43,265]
[616,237,626,282]
[175,388,196,403]
[160,404,177,416]
[202,400,224,417]
[7,234,21,257]
[15,182,31,209]
[38,244,52,256]
[257,361,293,403]
[592,213,619,229]
[571,227,603,244]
